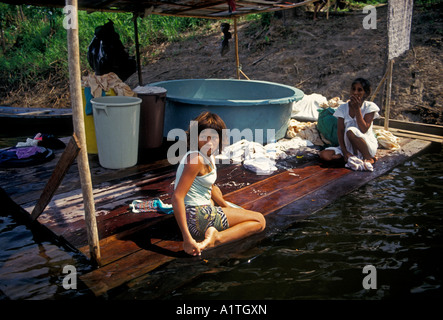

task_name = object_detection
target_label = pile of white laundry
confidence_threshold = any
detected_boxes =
[216,137,314,175]
[375,128,400,150]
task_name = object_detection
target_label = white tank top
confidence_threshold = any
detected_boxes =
[175,151,217,206]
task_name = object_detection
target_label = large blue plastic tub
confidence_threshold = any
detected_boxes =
[148,79,304,142]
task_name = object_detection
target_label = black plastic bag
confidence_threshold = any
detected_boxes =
[87,20,136,81]
[220,23,231,56]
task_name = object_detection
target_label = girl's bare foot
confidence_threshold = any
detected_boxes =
[199,227,218,251]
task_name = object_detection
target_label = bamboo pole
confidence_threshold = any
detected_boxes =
[66,0,101,266]
[369,66,390,102]
[234,17,240,80]
[133,13,143,86]
[240,69,250,80]
[384,59,394,131]
[326,0,330,20]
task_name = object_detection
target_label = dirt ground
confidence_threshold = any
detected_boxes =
[3,4,442,125]
[126,5,442,125]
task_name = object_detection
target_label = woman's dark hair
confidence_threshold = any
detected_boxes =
[186,111,227,152]
[352,78,371,97]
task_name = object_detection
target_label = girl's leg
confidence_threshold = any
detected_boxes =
[199,207,265,250]
[346,130,376,163]
[319,149,343,161]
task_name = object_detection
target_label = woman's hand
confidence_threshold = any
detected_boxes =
[349,94,363,111]
[211,184,229,207]
[343,150,354,163]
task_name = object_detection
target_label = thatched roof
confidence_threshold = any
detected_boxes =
[1,0,316,19]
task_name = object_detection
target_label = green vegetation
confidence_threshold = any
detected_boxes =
[0,1,439,102]
[415,0,442,7]
[337,0,441,10]
[0,3,211,97]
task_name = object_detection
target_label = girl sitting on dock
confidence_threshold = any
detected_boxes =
[319,78,380,168]
[172,111,266,256]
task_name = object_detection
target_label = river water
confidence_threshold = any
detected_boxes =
[0,142,442,300]
[163,145,443,300]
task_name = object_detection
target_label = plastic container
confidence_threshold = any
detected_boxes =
[82,87,116,154]
[133,86,167,149]
[91,96,142,169]
[149,79,304,142]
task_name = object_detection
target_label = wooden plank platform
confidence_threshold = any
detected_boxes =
[0,135,434,297]
[374,118,443,144]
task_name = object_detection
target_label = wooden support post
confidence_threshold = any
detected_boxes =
[234,17,240,80]
[30,134,81,221]
[369,66,390,102]
[133,13,143,86]
[240,69,250,80]
[326,0,330,20]
[66,0,101,266]
[384,59,394,131]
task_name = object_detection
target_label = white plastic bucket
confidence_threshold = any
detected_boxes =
[91,96,142,169]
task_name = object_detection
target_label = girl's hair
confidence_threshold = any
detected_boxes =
[186,111,227,152]
[352,78,372,97]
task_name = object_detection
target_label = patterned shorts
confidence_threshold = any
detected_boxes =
[185,205,229,239]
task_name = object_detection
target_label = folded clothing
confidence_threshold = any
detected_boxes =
[15,133,65,149]
[375,128,400,150]
[0,146,54,168]
[243,157,277,175]
[15,138,39,148]
[82,72,137,115]
[15,146,41,159]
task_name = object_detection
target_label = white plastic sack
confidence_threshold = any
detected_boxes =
[291,93,328,121]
